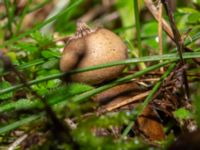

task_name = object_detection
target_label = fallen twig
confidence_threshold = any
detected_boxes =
[161,0,190,99]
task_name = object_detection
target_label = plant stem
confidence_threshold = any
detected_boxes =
[14,0,32,37]
[161,0,189,99]
[133,0,142,56]
[4,0,14,36]
[133,0,146,69]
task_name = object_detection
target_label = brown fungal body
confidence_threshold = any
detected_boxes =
[60,22,127,85]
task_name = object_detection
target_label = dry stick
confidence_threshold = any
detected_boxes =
[161,0,184,63]
[144,0,190,99]
[145,0,200,66]
[8,134,28,150]
[1,55,79,149]
[158,1,164,72]
[98,91,150,114]
[161,0,190,99]
[144,0,174,40]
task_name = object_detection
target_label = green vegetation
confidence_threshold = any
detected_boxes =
[1,0,200,149]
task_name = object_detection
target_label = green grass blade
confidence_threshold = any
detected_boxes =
[0,113,44,134]
[1,52,200,95]
[71,61,172,103]
[133,0,142,56]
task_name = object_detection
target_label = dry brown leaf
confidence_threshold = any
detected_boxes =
[98,91,149,114]
[136,106,165,141]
